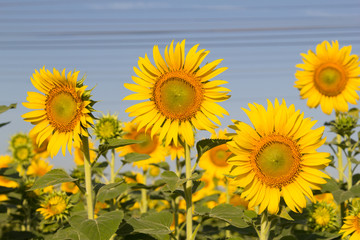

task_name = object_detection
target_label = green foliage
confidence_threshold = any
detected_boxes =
[127,211,173,236]
[69,211,124,240]
[122,152,150,164]
[196,138,231,163]
[28,169,77,191]
[0,103,16,128]
[96,182,127,202]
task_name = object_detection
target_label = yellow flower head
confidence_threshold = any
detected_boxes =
[9,132,31,150]
[27,159,52,177]
[308,202,338,232]
[167,142,185,161]
[61,181,79,194]
[13,145,33,163]
[117,122,167,170]
[73,139,96,166]
[199,129,231,179]
[0,176,19,188]
[227,99,330,214]
[0,155,13,169]
[339,212,360,239]
[124,40,230,147]
[94,113,123,143]
[295,40,360,115]
[22,67,96,157]
[37,192,71,221]
[30,132,50,159]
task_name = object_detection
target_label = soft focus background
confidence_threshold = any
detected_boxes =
[0,0,359,177]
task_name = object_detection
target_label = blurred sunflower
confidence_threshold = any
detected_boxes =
[27,159,52,177]
[295,40,360,115]
[227,99,330,214]
[22,67,96,157]
[73,139,96,166]
[30,132,50,159]
[117,122,167,170]
[0,155,12,168]
[199,129,231,179]
[37,192,71,221]
[0,176,19,188]
[13,145,33,163]
[9,132,31,150]
[124,40,230,147]
[167,142,185,161]
[94,113,123,143]
[61,181,79,194]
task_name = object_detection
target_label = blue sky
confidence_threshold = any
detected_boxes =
[0,0,360,177]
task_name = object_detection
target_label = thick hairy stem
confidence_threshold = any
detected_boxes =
[185,144,193,240]
[82,136,94,220]
[259,212,270,240]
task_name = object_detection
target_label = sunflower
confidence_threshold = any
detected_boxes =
[61,181,79,194]
[73,139,96,166]
[295,40,360,115]
[167,142,185,161]
[13,145,33,163]
[199,129,231,179]
[124,40,230,147]
[27,159,52,177]
[37,192,72,221]
[117,122,167,170]
[0,155,12,169]
[30,132,50,159]
[9,132,31,150]
[308,201,338,232]
[339,213,360,239]
[22,67,96,157]
[94,113,123,143]
[227,99,330,214]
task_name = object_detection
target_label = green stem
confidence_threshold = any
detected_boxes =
[140,170,148,213]
[336,114,344,183]
[82,136,94,220]
[174,157,181,239]
[225,179,231,238]
[259,212,270,240]
[110,149,116,183]
[184,143,193,240]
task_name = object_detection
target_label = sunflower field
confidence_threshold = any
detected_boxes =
[1,39,360,240]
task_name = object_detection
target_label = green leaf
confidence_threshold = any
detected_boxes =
[332,189,354,204]
[127,211,173,235]
[243,210,257,219]
[28,169,77,191]
[150,162,170,171]
[0,103,16,114]
[209,203,248,228]
[122,152,150,163]
[51,227,87,240]
[97,139,143,159]
[196,139,231,162]
[161,171,179,192]
[320,178,339,193]
[71,211,124,240]
[96,182,127,202]
[278,207,294,221]
[350,185,360,197]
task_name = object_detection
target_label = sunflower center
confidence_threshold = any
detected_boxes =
[99,121,115,139]
[314,63,347,97]
[154,72,204,121]
[131,131,158,154]
[48,196,67,215]
[313,207,331,226]
[209,145,230,167]
[251,135,301,188]
[15,147,31,162]
[46,87,83,132]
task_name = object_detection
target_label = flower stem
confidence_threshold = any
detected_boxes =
[337,133,344,183]
[259,212,270,240]
[174,157,181,239]
[140,170,148,213]
[82,136,94,220]
[184,143,193,240]
[110,149,116,183]
[225,179,231,238]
